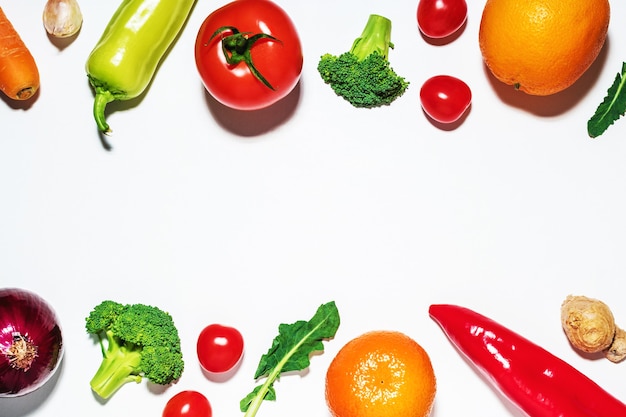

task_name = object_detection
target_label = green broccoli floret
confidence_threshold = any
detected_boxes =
[317,14,409,108]
[85,300,184,400]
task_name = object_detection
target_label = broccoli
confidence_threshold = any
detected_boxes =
[85,300,184,400]
[317,14,409,108]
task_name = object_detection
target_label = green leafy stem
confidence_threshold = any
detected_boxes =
[240,301,341,417]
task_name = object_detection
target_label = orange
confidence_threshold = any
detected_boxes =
[479,0,610,95]
[325,330,436,417]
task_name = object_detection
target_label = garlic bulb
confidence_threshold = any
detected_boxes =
[43,0,83,38]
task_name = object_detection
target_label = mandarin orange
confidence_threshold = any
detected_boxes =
[479,0,610,95]
[325,330,436,417]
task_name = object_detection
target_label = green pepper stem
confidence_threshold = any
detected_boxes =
[93,89,115,135]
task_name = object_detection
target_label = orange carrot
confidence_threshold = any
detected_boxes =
[0,7,40,100]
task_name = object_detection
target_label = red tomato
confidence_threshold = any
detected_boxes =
[197,324,244,374]
[194,0,303,110]
[420,75,472,124]
[417,0,468,39]
[163,391,212,417]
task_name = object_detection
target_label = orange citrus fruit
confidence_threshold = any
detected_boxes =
[325,330,436,417]
[479,0,610,95]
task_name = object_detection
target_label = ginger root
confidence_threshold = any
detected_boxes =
[561,295,626,363]
[607,327,626,363]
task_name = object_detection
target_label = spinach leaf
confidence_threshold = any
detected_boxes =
[240,301,340,417]
[588,62,626,138]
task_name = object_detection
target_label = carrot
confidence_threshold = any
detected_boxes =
[0,7,40,100]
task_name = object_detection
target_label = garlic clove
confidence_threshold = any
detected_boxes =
[43,0,83,38]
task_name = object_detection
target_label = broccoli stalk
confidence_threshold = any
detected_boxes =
[85,301,184,400]
[89,330,143,399]
[317,14,409,108]
[349,14,394,61]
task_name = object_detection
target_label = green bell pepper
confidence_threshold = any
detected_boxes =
[86,0,196,135]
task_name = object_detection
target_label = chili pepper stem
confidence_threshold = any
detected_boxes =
[93,89,115,134]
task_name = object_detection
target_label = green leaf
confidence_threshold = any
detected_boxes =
[239,385,276,409]
[240,301,340,417]
[588,62,626,138]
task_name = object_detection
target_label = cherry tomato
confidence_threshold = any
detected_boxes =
[194,0,303,110]
[417,0,468,39]
[163,391,212,417]
[420,75,472,124]
[197,324,244,374]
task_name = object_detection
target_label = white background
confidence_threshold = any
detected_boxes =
[2,0,626,416]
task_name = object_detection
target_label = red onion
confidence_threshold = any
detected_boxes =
[0,288,64,397]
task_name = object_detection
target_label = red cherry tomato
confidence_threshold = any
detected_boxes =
[163,391,212,417]
[197,324,244,374]
[194,0,303,110]
[417,0,468,39]
[420,75,472,124]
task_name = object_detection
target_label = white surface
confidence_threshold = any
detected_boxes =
[1,0,626,416]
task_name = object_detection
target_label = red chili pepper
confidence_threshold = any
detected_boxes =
[429,304,626,417]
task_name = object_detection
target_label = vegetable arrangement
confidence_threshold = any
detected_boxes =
[85,299,339,416]
[430,303,626,417]
[2,285,626,417]
[3,0,623,141]
[3,1,626,416]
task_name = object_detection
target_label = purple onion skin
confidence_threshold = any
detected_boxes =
[0,288,64,397]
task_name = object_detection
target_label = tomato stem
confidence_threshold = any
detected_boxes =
[210,26,281,91]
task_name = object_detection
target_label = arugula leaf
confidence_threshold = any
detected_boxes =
[240,301,340,417]
[588,62,626,138]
